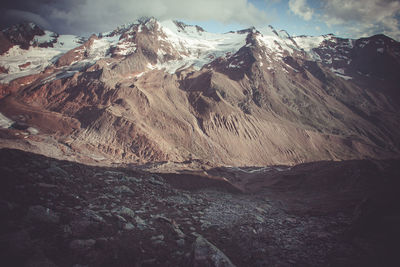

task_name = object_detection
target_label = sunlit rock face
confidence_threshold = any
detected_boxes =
[0,18,399,166]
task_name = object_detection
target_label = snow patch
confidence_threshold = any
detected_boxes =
[329,67,352,80]
[32,30,57,45]
[27,127,39,135]
[358,40,369,48]
[0,34,83,83]
[0,113,14,128]
[40,70,79,84]
[293,36,325,52]
[88,39,112,59]
[153,20,247,72]
[330,67,345,75]
[335,73,352,80]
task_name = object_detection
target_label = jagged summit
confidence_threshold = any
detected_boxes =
[1,17,400,267]
[0,17,399,166]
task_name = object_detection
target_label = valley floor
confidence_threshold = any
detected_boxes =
[0,148,399,266]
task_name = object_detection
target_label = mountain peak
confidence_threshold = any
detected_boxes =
[1,22,48,50]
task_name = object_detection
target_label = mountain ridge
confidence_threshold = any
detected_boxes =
[0,18,399,167]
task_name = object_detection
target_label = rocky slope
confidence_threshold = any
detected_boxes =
[1,148,399,266]
[1,18,400,267]
[0,18,399,167]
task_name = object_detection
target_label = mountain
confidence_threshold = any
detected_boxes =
[1,18,399,166]
[1,18,400,266]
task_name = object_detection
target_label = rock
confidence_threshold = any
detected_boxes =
[255,207,266,214]
[111,206,135,219]
[172,224,186,238]
[151,235,165,245]
[26,205,59,224]
[123,176,142,183]
[113,185,134,195]
[46,162,68,178]
[190,235,235,267]
[254,215,265,223]
[154,215,185,238]
[135,216,147,230]
[177,239,185,247]
[152,240,164,245]
[151,234,164,241]
[124,223,135,230]
[148,176,164,186]
[285,217,297,224]
[83,209,105,223]
[115,214,127,222]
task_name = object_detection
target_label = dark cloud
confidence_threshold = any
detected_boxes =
[0,9,51,29]
[0,0,269,35]
[287,0,400,40]
[319,0,400,39]
[0,0,82,32]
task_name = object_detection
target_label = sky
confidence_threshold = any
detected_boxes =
[1,0,400,40]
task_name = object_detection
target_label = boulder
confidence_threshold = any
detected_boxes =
[190,235,235,267]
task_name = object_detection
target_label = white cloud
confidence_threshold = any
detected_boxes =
[319,0,400,40]
[2,0,270,35]
[288,0,314,21]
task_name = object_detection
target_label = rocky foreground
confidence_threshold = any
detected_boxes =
[1,148,399,266]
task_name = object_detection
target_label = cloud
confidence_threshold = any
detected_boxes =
[288,0,314,21]
[0,0,270,35]
[0,9,51,30]
[319,0,400,40]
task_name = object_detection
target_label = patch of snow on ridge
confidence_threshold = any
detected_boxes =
[154,20,247,72]
[116,41,137,56]
[27,127,39,135]
[293,36,325,52]
[32,30,57,45]
[335,73,353,80]
[358,40,369,48]
[0,113,14,128]
[0,46,60,83]
[40,70,79,84]
[0,34,83,83]
[88,39,112,59]
[256,27,299,58]
[330,67,352,80]
[330,67,345,75]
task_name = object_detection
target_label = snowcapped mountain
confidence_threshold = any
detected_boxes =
[2,19,398,85]
[2,18,400,267]
[0,18,399,166]
[0,22,85,83]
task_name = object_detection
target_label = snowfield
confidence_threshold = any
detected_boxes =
[0,34,83,83]
[0,112,14,128]
[0,19,361,83]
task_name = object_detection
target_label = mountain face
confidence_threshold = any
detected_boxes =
[1,19,400,267]
[0,18,399,166]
